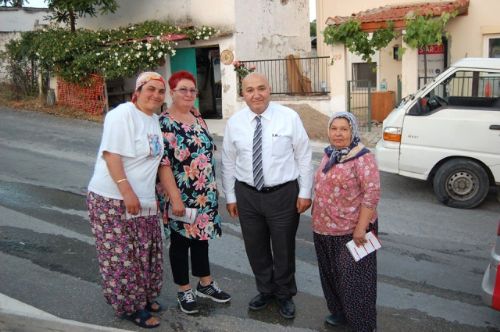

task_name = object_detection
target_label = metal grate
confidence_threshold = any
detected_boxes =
[240,56,330,95]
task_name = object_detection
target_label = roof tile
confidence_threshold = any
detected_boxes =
[326,0,469,30]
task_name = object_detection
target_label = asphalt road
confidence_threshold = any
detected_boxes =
[0,106,499,331]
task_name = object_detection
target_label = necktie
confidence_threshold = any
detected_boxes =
[252,115,264,191]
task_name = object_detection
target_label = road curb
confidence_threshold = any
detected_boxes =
[0,293,131,332]
[0,311,132,332]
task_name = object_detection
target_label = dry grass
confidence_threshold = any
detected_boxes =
[0,83,103,123]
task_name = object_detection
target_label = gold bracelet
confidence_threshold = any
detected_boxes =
[116,178,128,184]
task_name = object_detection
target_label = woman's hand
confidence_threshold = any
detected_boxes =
[122,189,141,215]
[353,206,374,246]
[170,196,185,217]
[353,225,367,247]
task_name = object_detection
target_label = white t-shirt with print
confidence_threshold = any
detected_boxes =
[88,102,163,205]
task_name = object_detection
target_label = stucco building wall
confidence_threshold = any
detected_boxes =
[77,0,310,118]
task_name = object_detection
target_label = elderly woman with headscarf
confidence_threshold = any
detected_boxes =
[311,112,380,332]
[87,72,166,329]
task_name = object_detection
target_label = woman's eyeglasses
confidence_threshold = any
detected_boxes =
[174,88,198,96]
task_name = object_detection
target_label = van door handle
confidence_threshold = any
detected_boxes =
[490,125,500,130]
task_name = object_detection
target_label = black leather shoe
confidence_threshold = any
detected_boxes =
[325,312,346,326]
[248,293,274,311]
[277,298,295,319]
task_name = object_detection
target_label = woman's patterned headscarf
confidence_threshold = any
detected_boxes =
[132,72,166,103]
[322,112,362,173]
[135,71,166,91]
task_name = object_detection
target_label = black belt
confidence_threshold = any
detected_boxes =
[238,180,294,193]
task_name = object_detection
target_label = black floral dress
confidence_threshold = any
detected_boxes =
[157,112,221,240]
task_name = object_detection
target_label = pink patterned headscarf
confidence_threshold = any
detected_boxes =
[132,72,166,103]
[135,71,166,91]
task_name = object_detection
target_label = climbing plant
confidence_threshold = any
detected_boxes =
[323,20,396,62]
[403,12,456,77]
[322,11,457,66]
[2,20,218,85]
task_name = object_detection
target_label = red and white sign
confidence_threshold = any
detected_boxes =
[418,44,445,77]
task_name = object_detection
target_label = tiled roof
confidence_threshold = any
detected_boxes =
[326,0,469,32]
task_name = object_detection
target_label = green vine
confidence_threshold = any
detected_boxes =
[403,12,456,50]
[323,20,396,62]
[2,20,218,84]
[323,11,457,63]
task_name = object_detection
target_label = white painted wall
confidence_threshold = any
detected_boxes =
[77,0,235,31]
[0,7,51,32]
[0,8,51,82]
[234,0,310,60]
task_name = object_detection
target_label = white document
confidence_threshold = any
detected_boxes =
[168,207,198,224]
[346,231,381,262]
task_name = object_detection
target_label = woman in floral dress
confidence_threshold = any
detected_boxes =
[157,70,231,315]
[87,72,166,329]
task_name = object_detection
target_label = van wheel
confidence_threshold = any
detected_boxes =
[433,159,490,209]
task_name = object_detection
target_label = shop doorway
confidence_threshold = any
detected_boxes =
[170,46,222,119]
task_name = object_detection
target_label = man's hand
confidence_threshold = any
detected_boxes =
[296,198,312,214]
[226,203,239,218]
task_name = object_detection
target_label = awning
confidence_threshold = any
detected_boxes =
[326,0,469,32]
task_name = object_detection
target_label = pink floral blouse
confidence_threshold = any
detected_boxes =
[312,152,380,236]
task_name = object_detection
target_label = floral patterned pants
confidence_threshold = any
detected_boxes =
[87,191,163,316]
[313,221,378,332]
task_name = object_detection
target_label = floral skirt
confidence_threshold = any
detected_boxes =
[87,191,163,316]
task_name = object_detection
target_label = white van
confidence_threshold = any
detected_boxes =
[376,58,500,208]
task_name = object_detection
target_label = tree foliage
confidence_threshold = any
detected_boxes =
[2,0,27,7]
[310,19,316,38]
[46,0,118,32]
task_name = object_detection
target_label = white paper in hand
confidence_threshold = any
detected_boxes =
[168,207,198,224]
[346,231,381,262]
[125,200,158,220]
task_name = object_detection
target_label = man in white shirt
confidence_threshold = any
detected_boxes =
[221,73,313,319]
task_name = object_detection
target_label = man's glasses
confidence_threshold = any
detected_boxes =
[174,88,198,96]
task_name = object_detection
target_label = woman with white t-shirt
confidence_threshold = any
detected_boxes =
[87,72,166,329]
